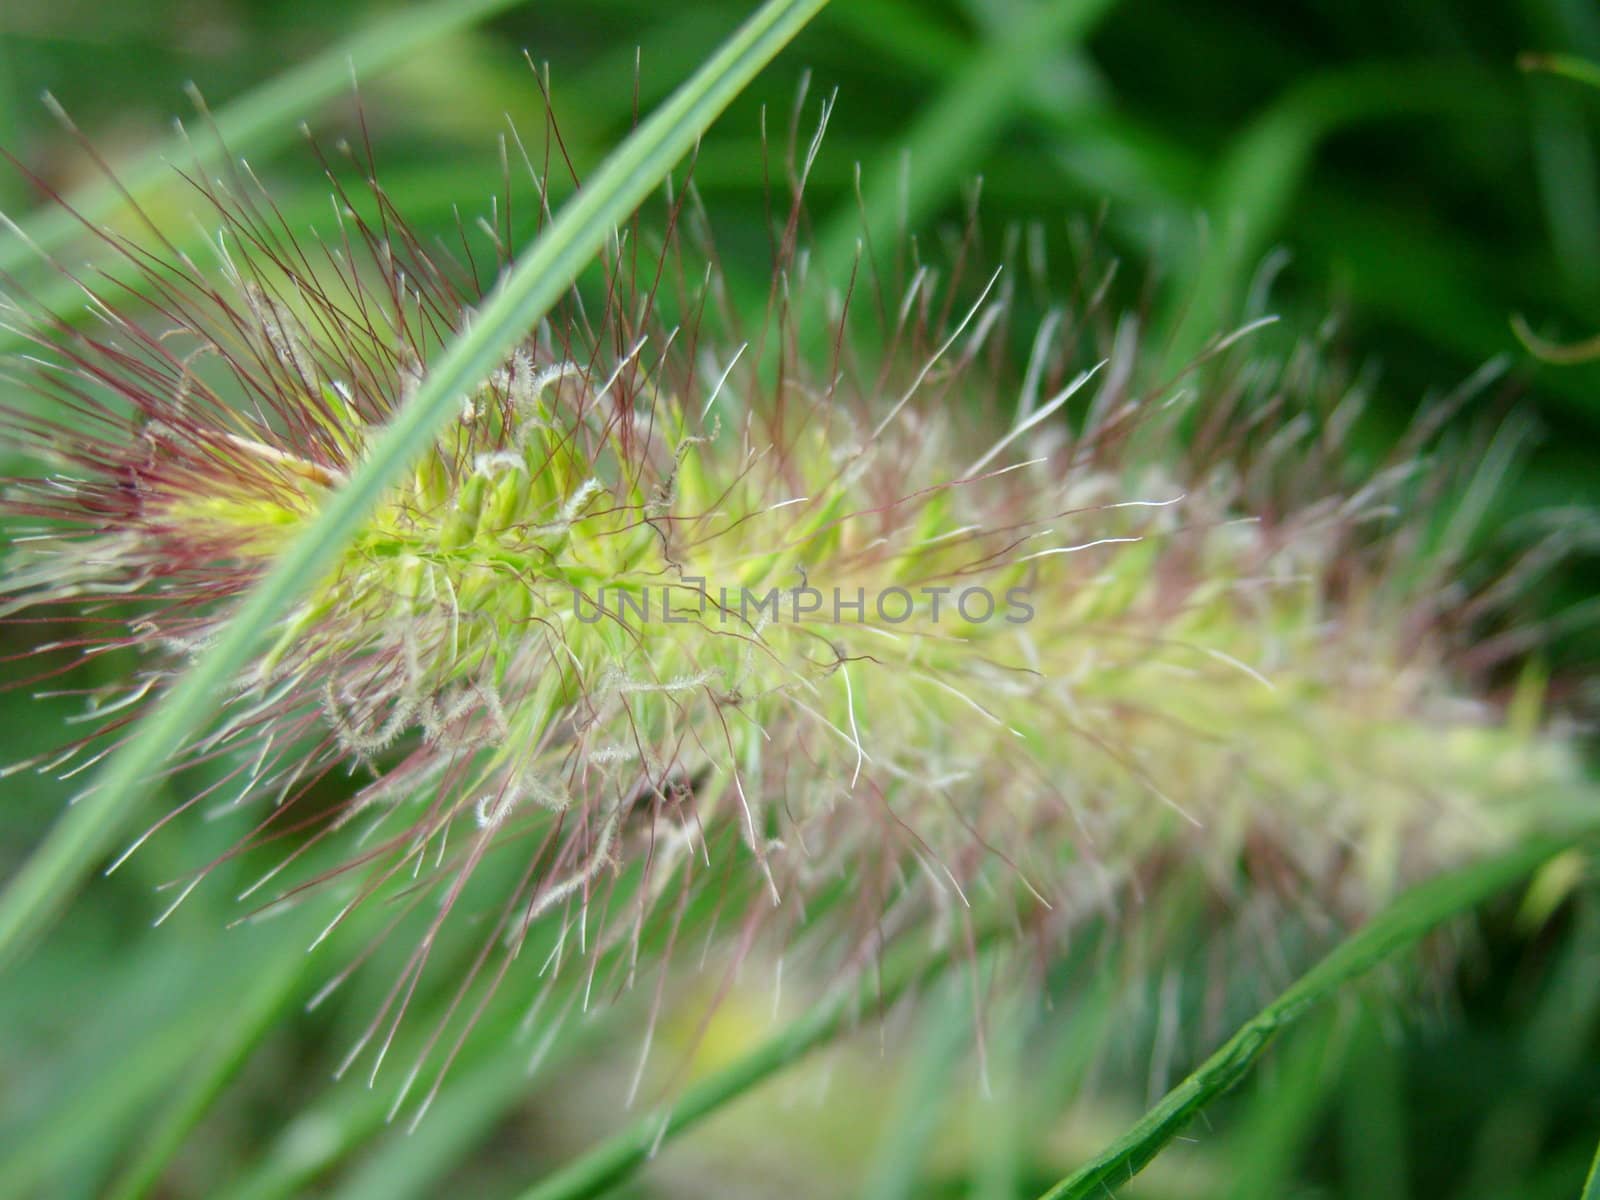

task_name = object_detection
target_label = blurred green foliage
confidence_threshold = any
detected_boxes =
[1,1,1598,1197]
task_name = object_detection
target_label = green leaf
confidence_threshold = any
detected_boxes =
[0,0,830,969]
[1035,823,1596,1200]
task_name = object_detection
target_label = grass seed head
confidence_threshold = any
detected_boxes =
[0,110,1582,1101]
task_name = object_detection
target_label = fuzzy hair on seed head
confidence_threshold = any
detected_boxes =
[0,89,1582,1115]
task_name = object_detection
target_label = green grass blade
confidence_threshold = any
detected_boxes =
[0,36,24,210]
[861,975,972,1200]
[514,929,991,1200]
[0,0,830,970]
[511,991,848,1200]
[1337,1007,1409,1200]
[0,14,707,371]
[1520,53,1600,92]
[327,1052,553,1200]
[0,909,316,1199]
[1035,824,1595,1200]
[1,0,526,280]
[1162,61,1509,369]
[102,912,322,1200]
[1224,1007,1343,1200]
[1460,894,1600,1196]
[814,0,1118,286]
[1528,81,1600,306]
[1583,1133,1600,1200]
[0,1012,204,1198]
[219,996,598,1200]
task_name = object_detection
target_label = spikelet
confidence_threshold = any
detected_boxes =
[0,112,1581,1102]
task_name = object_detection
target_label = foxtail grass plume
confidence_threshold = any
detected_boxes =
[0,103,1581,1108]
